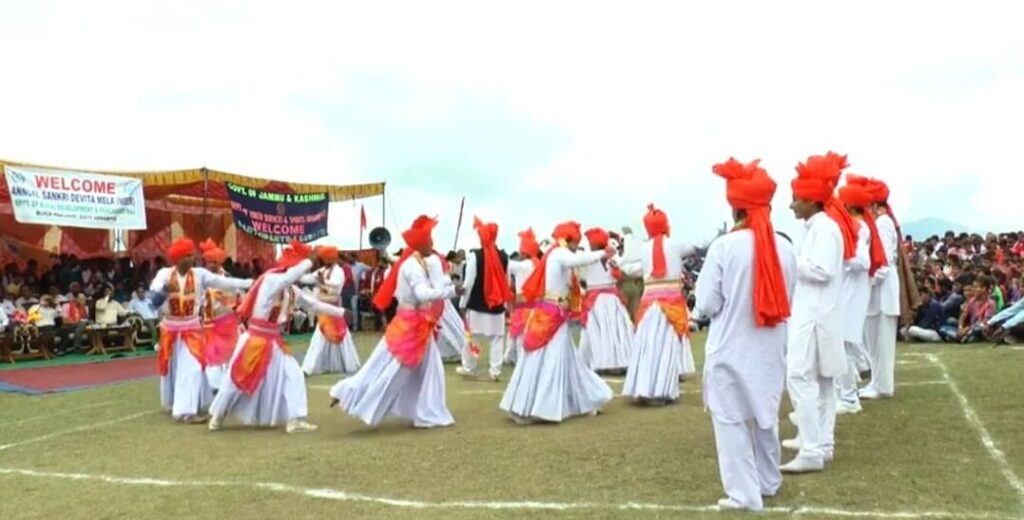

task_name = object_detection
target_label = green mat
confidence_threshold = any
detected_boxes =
[0,333,315,371]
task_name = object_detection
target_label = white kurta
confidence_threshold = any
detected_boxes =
[210,259,341,426]
[578,258,633,372]
[499,247,613,422]
[300,265,361,376]
[331,254,457,428]
[427,256,466,361]
[460,250,506,336]
[619,237,698,403]
[787,211,845,463]
[150,267,251,419]
[836,220,871,405]
[697,230,796,429]
[696,229,795,511]
[864,213,901,396]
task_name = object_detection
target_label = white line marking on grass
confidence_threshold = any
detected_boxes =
[0,400,116,428]
[0,466,1015,519]
[0,410,157,451]
[925,353,1024,506]
[897,380,946,387]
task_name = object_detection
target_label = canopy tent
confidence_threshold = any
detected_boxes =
[0,158,385,266]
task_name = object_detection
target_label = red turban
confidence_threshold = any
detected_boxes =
[518,228,540,258]
[643,204,670,279]
[712,158,790,328]
[791,155,840,203]
[585,227,609,249]
[318,246,339,263]
[474,216,512,308]
[844,175,890,275]
[521,221,583,302]
[373,215,439,311]
[199,239,226,264]
[167,239,196,264]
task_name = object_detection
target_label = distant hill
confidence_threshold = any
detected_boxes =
[901,218,970,240]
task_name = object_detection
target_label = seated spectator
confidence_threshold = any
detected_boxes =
[94,285,127,326]
[936,278,964,323]
[1,291,17,320]
[59,293,91,354]
[65,281,84,303]
[29,295,60,328]
[903,287,944,342]
[46,285,68,305]
[127,286,159,343]
[16,285,39,311]
[956,276,997,343]
[111,281,131,303]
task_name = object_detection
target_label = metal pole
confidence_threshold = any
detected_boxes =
[201,166,209,238]
[381,182,386,229]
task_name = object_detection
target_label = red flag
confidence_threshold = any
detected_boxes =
[360,205,368,229]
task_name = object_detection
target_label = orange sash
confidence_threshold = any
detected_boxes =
[203,313,240,366]
[635,288,690,339]
[580,286,626,328]
[230,319,290,395]
[158,318,205,376]
[509,302,534,339]
[385,308,440,368]
[317,313,349,343]
[523,301,569,351]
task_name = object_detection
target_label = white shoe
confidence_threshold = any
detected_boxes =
[825,451,835,463]
[859,387,886,400]
[782,438,801,451]
[456,367,478,378]
[208,415,223,431]
[788,411,797,426]
[836,400,862,415]
[780,457,825,474]
[717,498,746,511]
[489,373,501,382]
[286,420,319,434]
[509,413,535,425]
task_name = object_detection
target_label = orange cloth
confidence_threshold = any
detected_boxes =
[373,216,438,311]
[518,228,540,258]
[508,302,533,339]
[230,319,289,395]
[236,240,312,321]
[846,175,889,276]
[643,204,670,278]
[385,308,439,367]
[635,289,690,339]
[522,301,569,351]
[200,239,226,263]
[791,155,840,203]
[317,313,350,343]
[318,246,339,262]
[158,320,205,376]
[584,227,609,249]
[712,157,791,328]
[167,239,195,264]
[203,313,240,366]
[474,217,513,308]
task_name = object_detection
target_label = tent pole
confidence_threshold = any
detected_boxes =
[381,182,386,229]
[202,166,209,239]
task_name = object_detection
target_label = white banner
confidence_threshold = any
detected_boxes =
[4,165,147,230]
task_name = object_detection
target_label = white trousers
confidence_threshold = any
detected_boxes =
[865,315,898,395]
[834,341,863,405]
[903,325,941,343]
[787,372,835,463]
[712,416,781,511]
[462,334,505,377]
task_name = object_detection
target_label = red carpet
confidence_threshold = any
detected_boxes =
[0,356,157,394]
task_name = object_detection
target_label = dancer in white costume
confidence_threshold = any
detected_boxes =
[299,246,361,376]
[499,221,614,424]
[860,176,901,400]
[699,157,795,512]
[209,241,337,433]
[151,238,252,423]
[505,228,542,366]
[619,205,698,405]
[199,239,246,392]
[429,252,469,363]
[330,216,463,429]
[458,217,513,381]
[835,179,878,415]
[578,227,633,375]
[781,154,847,474]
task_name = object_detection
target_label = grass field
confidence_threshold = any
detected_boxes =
[2,332,1023,520]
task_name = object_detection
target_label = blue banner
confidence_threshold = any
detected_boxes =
[226,182,329,243]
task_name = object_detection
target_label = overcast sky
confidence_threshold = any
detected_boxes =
[2,1,1022,251]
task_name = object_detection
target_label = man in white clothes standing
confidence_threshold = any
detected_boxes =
[781,155,847,473]
[698,158,795,511]
[458,217,512,382]
[859,176,901,400]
